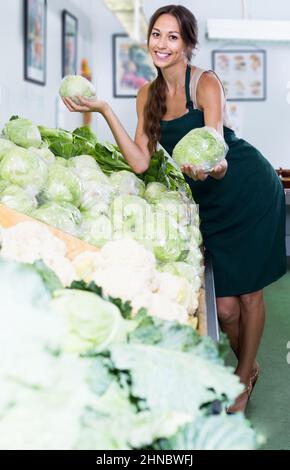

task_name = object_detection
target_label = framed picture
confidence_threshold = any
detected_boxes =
[24,0,47,85]
[62,10,78,77]
[212,49,266,101]
[112,34,156,98]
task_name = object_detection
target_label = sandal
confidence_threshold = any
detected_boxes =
[226,381,253,414]
[250,363,260,390]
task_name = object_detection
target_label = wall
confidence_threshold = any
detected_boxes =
[92,0,290,168]
[0,0,95,132]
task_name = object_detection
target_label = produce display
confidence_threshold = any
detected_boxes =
[173,126,228,172]
[0,116,202,319]
[0,255,259,450]
[0,115,259,450]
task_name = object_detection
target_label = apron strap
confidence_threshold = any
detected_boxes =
[185,64,194,111]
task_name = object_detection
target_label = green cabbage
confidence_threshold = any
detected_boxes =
[173,126,228,171]
[51,289,127,354]
[4,118,42,149]
[0,184,37,214]
[59,75,96,104]
[29,146,55,165]
[80,214,113,248]
[110,171,145,196]
[144,182,168,204]
[32,202,80,235]
[45,163,83,207]
[0,146,48,195]
[0,138,16,160]
[110,195,150,232]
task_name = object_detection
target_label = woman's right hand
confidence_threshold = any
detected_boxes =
[62,96,109,115]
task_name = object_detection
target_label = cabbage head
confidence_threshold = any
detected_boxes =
[59,75,96,104]
[110,195,150,232]
[110,171,145,197]
[144,182,168,204]
[32,202,80,236]
[4,118,42,149]
[0,138,16,160]
[29,146,55,165]
[0,147,48,195]
[173,126,228,171]
[45,163,83,207]
[52,289,127,354]
[80,214,113,248]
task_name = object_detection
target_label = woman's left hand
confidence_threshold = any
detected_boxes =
[181,158,228,181]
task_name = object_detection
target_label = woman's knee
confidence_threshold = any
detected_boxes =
[217,297,240,324]
[239,290,264,311]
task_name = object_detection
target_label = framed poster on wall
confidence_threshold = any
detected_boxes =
[62,10,78,77]
[24,0,47,85]
[113,34,156,98]
[212,49,266,101]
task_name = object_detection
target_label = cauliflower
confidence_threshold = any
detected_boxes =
[154,271,199,314]
[0,222,75,286]
[92,266,152,302]
[132,292,189,324]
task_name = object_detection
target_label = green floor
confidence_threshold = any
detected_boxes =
[228,264,290,450]
[247,265,290,450]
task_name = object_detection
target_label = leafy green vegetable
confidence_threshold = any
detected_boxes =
[45,163,83,207]
[52,289,128,354]
[0,146,48,195]
[173,126,228,171]
[109,344,242,420]
[38,126,96,160]
[0,184,37,214]
[155,414,258,450]
[4,117,41,149]
[59,75,96,104]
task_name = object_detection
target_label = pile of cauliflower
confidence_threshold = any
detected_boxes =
[0,222,203,325]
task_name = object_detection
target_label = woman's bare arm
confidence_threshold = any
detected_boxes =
[62,84,151,174]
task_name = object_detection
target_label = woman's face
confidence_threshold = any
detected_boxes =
[148,14,186,69]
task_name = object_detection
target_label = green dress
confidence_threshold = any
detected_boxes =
[160,64,287,297]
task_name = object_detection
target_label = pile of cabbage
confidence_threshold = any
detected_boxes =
[0,257,260,450]
[0,117,203,318]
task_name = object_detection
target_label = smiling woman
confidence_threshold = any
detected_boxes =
[61,4,287,415]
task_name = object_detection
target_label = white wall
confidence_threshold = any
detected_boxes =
[92,0,290,168]
[1,1,289,167]
[0,0,95,132]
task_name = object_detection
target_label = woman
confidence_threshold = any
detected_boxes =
[63,4,287,413]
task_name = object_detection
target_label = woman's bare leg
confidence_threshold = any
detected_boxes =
[216,296,241,359]
[236,290,265,385]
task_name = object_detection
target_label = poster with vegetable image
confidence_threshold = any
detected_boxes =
[24,0,47,85]
[113,34,156,98]
[212,49,266,101]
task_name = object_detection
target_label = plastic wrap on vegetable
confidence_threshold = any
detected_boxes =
[32,202,81,236]
[0,184,37,214]
[44,163,83,207]
[110,171,145,197]
[172,126,228,172]
[4,117,42,149]
[0,146,48,196]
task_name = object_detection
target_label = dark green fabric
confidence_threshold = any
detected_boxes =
[160,65,287,297]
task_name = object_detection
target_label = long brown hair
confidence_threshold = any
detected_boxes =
[144,5,198,154]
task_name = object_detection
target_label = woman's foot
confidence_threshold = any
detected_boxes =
[226,382,253,414]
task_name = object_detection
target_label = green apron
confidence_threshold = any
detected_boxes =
[160,64,287,297]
